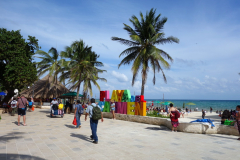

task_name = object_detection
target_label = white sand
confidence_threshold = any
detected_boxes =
[178,111,221,123]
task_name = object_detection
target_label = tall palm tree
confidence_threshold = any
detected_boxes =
[82,53,107,100]
[35,47,62,97]
[61,40,105,100]
[112,8,179,95]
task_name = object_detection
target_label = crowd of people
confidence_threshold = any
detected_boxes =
[50,98,104,144]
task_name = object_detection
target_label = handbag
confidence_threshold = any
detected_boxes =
[72,117,77,125]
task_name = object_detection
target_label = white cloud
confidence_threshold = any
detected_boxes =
[111,71,128,82]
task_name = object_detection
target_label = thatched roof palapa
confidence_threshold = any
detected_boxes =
[20,75,70,98]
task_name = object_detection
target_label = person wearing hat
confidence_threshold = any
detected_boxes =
[50,98,59,116]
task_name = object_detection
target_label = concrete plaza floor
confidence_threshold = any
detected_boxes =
[0,108,239,160]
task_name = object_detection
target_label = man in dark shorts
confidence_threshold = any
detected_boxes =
[17,95,28,126]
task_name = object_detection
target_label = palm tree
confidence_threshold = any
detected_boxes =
[82,53,107,100]
[112,8,179,95]
[61,40,106,100]
[35,47,62,97]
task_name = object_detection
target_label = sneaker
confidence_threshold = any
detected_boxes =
[90,135,93,140]
[93,141,98,144]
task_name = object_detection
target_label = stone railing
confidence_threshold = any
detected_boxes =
[103,112,239,136]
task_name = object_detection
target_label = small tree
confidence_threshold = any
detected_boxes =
[0,28,39,103]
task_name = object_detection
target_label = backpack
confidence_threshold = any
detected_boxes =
[91,105,101,120]
[77,104,84,114]
[29,102,33,106]
[175,111,180,118]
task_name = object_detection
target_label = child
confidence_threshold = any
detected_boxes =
[111,100,116,119]
[28,99,33,112]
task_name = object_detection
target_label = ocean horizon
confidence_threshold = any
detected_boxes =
[145,99,240,111]
[96,98,240,111]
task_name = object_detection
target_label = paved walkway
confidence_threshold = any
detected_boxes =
[0,109,239,160]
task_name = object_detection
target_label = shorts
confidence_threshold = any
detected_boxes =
[29,105,32,108]
[18,108,26,116]
[111,107,115,111]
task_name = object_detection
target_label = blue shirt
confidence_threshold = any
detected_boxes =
[76,104,82,114]
[86,103,101,118]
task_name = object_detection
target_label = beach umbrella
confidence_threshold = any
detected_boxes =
[154,101,160,103]
[162,102,170,105]
[167,101,174,104]
[0,92,6,96]
[186,102,196,105]
[186,102,196,110]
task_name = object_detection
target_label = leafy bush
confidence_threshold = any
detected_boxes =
[147,111,169,118]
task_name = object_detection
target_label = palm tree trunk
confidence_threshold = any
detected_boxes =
[76,73,82,100]
[55,75,58,98]
[141,70,146,95]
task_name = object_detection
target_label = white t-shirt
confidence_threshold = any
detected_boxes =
[11,100,17,108]
[51,100,58,105]
[111,103,115,108]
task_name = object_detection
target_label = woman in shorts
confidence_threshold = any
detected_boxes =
[111,100,116,119]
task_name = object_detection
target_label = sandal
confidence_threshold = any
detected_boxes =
[23,124,27,126]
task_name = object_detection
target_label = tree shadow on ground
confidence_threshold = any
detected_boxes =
[205,134,238,140]
[70,133,92,142]
[0,153,45,160]
[0,132,24,142]
[65,124,76,129]
[145,126,170,132]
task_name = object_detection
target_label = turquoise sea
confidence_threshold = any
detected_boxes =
[96,99,240,111]
[146,99,240,111]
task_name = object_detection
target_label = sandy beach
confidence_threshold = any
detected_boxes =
[178,111,221,123]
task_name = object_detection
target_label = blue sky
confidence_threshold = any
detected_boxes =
[1,0,240,100]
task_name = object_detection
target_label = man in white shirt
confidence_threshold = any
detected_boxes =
[50,98,58,114]
[11,98,18,116]
[85,98,103,144]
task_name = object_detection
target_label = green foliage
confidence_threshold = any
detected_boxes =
[0,28,38,95]
[35,47,64,97]
[147,110,170,118]
[60,40,106,100]
[112,8,179,95]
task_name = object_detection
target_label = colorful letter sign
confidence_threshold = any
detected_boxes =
[100,90,146,116]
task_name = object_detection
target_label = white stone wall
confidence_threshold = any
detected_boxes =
[103,112,239,136]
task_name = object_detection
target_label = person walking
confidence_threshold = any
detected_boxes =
[17,95,28,126]
[210,107,213,113]
[85,98,103,144]
[110,100,116,119]
[169,103,179,132]
[74,100,83,129]
[202,109,206,119]
[10,98,18,116]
